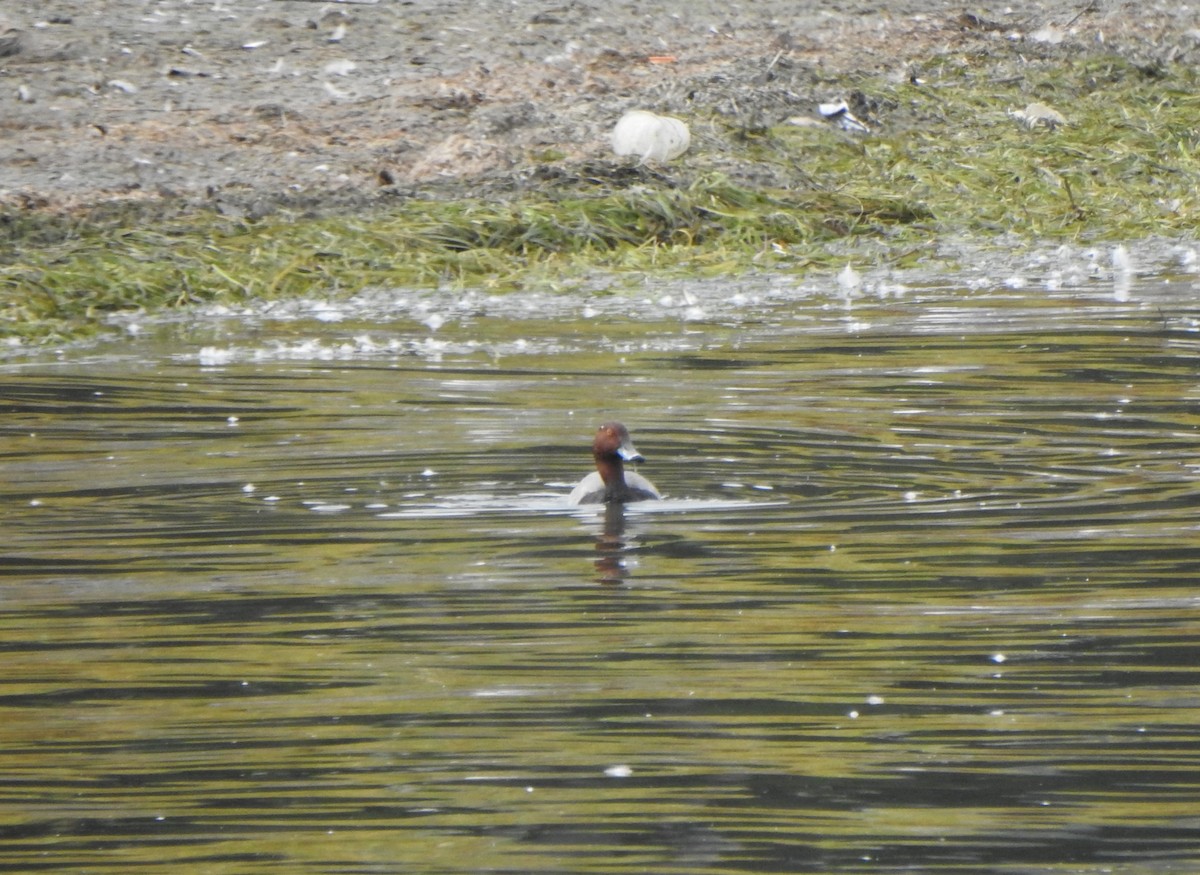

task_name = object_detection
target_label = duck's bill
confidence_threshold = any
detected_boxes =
[617,445,645,463]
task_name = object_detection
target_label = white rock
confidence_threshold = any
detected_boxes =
[611,110,690,162]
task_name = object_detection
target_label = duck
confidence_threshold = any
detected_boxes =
[568,421,662,504]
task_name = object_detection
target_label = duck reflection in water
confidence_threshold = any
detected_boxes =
[594,503,635,584]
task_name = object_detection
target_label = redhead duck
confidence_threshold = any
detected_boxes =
[568,422,662,504]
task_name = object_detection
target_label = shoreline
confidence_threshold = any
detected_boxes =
[3,2,1199,343]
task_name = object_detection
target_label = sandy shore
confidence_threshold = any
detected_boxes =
[0,1,1193,216]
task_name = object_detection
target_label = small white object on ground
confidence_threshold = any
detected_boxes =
[818,99,869,133]
[1009,102,1067,130]
[611,110,690,162]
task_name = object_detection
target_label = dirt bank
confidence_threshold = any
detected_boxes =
[0,1,1194,218]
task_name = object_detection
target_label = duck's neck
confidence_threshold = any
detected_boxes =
[595,456,628,501]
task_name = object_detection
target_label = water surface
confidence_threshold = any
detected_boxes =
[4,251,1200,873]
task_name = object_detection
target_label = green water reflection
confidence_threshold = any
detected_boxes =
[2,279,1200,873]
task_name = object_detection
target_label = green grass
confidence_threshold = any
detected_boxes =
[3,52,1199,343]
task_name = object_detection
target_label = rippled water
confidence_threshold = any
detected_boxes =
[4,250,1200,873]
